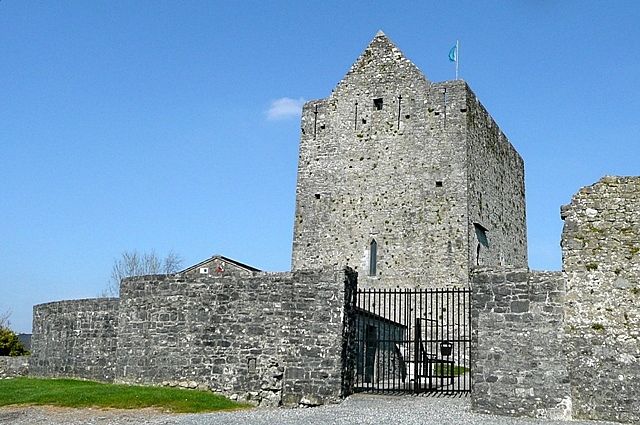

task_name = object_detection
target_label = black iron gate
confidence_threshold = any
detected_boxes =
[353,287,471,394]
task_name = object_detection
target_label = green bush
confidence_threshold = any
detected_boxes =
[0,327,29,356]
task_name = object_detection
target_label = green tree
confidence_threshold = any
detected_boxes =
[0,311,29,356]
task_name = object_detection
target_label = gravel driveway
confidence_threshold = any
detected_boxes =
[0,394,621,425]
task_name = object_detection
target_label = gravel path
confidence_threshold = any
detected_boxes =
[0,394,621,425]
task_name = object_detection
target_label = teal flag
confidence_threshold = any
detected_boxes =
[448,45,457,62]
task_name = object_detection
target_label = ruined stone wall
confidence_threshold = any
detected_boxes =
[291,33,470,288]
[116,269,355,407]
[465,88,527,268]
[561,176,640,424]
[471,268,571,420]
[30,298,119,381]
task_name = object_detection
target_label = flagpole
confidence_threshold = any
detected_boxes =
[456,40,459,80]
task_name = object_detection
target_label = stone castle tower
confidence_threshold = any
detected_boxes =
[291,31,527,287]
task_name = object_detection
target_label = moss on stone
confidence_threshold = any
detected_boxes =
[587,225,604,234]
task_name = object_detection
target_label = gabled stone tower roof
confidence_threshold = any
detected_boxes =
[332,30,429,98]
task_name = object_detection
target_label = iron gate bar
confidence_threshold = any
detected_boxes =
[353,287,471,395]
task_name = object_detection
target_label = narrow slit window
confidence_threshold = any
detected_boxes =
[369,239,378,276]
[354,101,358,130]
[313,105,318,138]
[374,98,383,110]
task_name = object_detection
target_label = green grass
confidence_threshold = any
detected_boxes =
[433,364,468,377]
[0,378,251,413]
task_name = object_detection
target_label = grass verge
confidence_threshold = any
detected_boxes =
[0,377,251,413]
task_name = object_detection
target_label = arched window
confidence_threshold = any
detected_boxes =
[369,239,378,276]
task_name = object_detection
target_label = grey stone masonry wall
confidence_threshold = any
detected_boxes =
[30,298,119,381]
[116,269,355,407]
[0,356,30,378]
[471,267,571,420]
[291,31,526,289]
[561,176,640,424]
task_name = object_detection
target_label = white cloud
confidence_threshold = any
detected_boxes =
[266,97,305,120]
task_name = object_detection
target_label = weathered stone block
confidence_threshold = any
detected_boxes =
[510,300,530,313]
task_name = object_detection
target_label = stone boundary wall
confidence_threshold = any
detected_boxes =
[0,356,30,378]
[30,298,119,381]
[116,269,356,407]
[471,267,571,420]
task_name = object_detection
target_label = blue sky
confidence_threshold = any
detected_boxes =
[2,1,639,333]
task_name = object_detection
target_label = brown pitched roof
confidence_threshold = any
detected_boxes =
[179,254,261,274]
